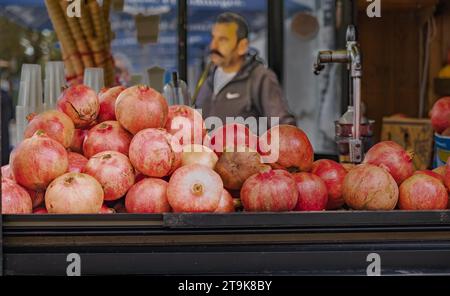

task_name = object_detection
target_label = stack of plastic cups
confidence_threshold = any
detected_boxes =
[44,61,66,111]
[83,67,105,93]
[16,64,43,144]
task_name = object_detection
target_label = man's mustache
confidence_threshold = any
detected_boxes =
[210,50,224,58]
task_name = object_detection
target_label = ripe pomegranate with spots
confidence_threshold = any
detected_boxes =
[259,125,314,172]
[181,144,218,169]
[165,105,206,145]
[414,170,444,184]
[69,128,88,153]
[98,86,125,122]
[11,131,68,191]
[45,172,103,214]
[207,123,259,156]
[68,152,88,173]
[215,189,235,213]
[311,159,347,209]
[167,164,223,212]
[125,178,170,213]
[24,109,75,148]
[57,84,99,128]
[240,168,298,212]
[115,85,168,134]
[83,121,132,158]
[1,178,32,214]
[129,128,182,177]
[362,141,414,185]
[429,96,450,133]
[292,172,328,211]
[343,164,399,210]
[83,151,135,201]
[399,174,448,210]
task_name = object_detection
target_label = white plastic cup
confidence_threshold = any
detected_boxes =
[83,67,105,93]
[44,61,66,110]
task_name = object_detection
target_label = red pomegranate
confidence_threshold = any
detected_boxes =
[83,121,132,158]
[414,170,444,184]
[129,128,182,177]
[444,159,450,191]
[181,144,218,169]
[167,164,223,212]
[292,172,328,211]
[165,105,206,145]
[99,204,116,214]
[215,189,235,213]
[1,178,32,214]
[115,85,168,134]
[68,152,88,173]
[11,131,68,191]
[125,178,170,213]
[259,125,314,172]
[45,172,104,214]
[429,96,450,133]
[311,159,347,209]
[399,174,448,210]
[69,128,88,153]
[207,123,259,155]
[343,164,399,210]
[24,109,75,148]
[362,141,414,185]
[83,151,135,201]
[240,168,298,212]
[26,189,45,209]
[33,207,48,214]
[2,164,15,181]
[98,86,125,122]
[57,84,99,128]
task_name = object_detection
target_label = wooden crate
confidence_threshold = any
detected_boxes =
[381,117,434,170]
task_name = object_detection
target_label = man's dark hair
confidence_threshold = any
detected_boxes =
[215,12,249,41]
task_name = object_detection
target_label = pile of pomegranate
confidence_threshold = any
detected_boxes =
[2,84,449,214]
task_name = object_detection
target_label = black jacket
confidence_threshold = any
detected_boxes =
[195,54,296,128]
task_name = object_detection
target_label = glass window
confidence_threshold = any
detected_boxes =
[111,0,178,86]
[284,0,341,154]
[187,0,268,94]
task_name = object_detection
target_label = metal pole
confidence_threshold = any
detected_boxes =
[177,0,188,82]
[267,0,284,84]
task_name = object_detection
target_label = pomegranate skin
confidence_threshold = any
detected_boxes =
[240,169,298,212]
[57,84,99,128]
[45,172,104,214]
[165,105,206,145]
[429,96,450,133]
[83,151,135,201]
[362,141,414,185]
[343,164,399,211]
[2,178,33,214]
[115,85,168,134]
[259,125,314,172]
[399,174,448,210]
[98,86,125,122]
[68,152,88,173]
[11,131,69,191]
[24,109,75,148]
[311,159,347,209]
[214,189,235,213]
[129,128,182,178]
[83,121,133,158]
[292,172,328,211]
[125,178,171,213]
[167,164,223,213]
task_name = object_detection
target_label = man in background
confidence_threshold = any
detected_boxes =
[194,12,296,127]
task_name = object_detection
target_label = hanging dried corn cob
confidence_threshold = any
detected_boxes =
[45,0,83,82]
[59,0,94,69]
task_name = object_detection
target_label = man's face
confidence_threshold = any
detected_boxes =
[209,22,245,68]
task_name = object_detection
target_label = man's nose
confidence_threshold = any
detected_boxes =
[210,39,218,50]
